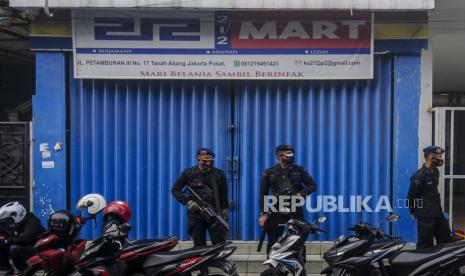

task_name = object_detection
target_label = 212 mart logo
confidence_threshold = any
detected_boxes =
[93,17,205,42]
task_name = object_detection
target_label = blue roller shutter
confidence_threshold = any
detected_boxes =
[71,80,231,239]
[236,55,392,240]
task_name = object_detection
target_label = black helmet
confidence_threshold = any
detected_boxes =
[275,144,294,154]
[48,210,78,239]
[196,148,215,158]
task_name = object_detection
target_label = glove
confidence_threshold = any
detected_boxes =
[259,214,269,228]
[187,200,200,211]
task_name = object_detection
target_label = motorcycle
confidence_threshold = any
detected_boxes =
[70,218,238,276]
[322,215,465,276]
[259,216,327,276]
[25,194,178,276]
[321,214,404,276]
[137,240,238,276]
[388,240,465,276]
[70,221,179,276]
[25,194,107,276]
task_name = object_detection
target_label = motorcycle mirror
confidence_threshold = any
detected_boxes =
[378,214,400,228]
[334,234,345,245]
[387,214,400,222]
[318,216,327,223]
[120,223,131,233]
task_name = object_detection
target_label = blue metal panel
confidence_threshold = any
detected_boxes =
[374,39,427,54]
[392,55,421,242]
[236,55,392,240]
[71,80,230,239]
[33,52,67,226]
[71,56,395,241]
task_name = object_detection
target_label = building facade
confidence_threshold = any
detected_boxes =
[11,0,435,242]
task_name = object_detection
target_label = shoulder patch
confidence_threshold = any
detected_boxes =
[262,171,268,177]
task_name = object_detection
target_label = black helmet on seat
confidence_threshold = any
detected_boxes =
[47,210,78,239]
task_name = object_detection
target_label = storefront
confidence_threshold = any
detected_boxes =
[27,8,430,242]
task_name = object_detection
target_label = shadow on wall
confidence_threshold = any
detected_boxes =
[0,63,35,122]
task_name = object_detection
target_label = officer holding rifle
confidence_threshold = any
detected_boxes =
[172,148,229,247]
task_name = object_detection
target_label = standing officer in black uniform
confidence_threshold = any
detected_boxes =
[172,148,229,247]
[258,144,317,255]
[407,145,451,249]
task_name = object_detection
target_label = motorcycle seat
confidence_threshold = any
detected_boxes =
[122,241,161,252]
[143,241,230,267]
[390,240,465,266]
[371,238,403,251]
[122,237,176,252]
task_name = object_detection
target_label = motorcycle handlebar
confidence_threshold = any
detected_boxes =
[314,227,327,233]
[285,220,326,234]
[349,224,396,240]
[382,232,395,239]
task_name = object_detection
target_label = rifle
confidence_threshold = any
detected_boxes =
[257,214,270,252]
[257,186,294,252]
[186,186,231,231]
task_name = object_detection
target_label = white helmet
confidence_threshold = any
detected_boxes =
[76,194,107,215]
[0,202,27,224]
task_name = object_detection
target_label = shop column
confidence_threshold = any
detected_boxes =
[32,52,67,224]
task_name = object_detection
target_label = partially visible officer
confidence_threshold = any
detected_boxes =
[0,202,45,272]
[408,145,451,249]
[258,144,317,255]
[172,148,229,247]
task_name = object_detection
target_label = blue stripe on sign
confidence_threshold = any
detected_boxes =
[76,48,371,55]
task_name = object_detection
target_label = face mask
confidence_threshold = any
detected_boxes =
[284,156,294,165]
[279,152,294,165]
[198,156,214,170]
[432,157,444,167]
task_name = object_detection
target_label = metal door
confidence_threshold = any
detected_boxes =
[72,56,393,240]
[0,122,31,210]
[433,107,465,231]
[234,55,393,240]
[71,79,236,239]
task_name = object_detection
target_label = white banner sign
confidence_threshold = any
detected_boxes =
[73,11,374,79]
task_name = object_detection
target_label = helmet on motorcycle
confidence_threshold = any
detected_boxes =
[103,201,131,223]
[76,193,107,215]
[48,210,79,239]
[0,202,27,224]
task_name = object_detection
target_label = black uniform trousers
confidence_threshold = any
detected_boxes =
[417,216,452,249]
[266,212,306,263]
[0,244,34,271]
[188,216,227,247]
